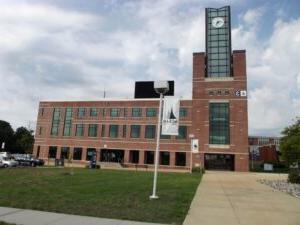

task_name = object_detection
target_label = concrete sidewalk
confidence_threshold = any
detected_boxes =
[184,171,300,225]
[0,207,167,225]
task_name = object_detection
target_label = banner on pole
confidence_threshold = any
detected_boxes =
[162,97,179,135]
[191,139,199,153]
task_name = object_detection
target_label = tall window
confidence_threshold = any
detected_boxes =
[90,108,98,117]
[75,124,84,136]
[209,103,230,144]
[86,148,96,161]
[109,125,119,138]
[88,124,98,137]
[61,147,70,159]
[73,147,82,160]
[132,108,142,117]
[63,107,73,136]
[130,125,141,138]
[206,6,231,77]
[48,146,57,159]
[110,108,120,117]
[51,108,61,136]
[145,125,156,139]
[146,108,157,117]
[78,107,86,118]
[101,124,106,137]
[179,108,188,117]
[176,126,187,139]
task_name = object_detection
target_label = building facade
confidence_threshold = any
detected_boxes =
[33,6,249,171]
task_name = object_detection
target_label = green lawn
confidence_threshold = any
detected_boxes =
[0,222,16,225]
[0,168,201,224]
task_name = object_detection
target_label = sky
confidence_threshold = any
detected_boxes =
[0,0,299,136]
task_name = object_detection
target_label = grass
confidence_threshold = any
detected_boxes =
[0,168,202,224]
[0,222,16,225]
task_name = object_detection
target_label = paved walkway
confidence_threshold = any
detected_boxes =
[184,171,300,225]
[0,207,166,225]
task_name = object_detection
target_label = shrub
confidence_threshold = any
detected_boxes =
[288,169,300,184]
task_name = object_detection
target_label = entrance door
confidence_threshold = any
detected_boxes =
[100,149,124,163]
[204,154,234,171]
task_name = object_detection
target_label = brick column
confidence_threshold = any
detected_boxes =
[139,150,145,164]
[124,150,130,164]
[81,147,87,161]
[170,152,176,167]
[97,149,101,161]
[56,147,61,159]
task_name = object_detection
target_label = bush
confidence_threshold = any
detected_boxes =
[288,169,300,184]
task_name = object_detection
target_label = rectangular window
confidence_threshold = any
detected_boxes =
[78,107,86,118]
[109,125,119,138]
[101,124,106,137]
[61,147,69,159]
[90,108,98,117]
[63,107,73,136]
[73,147,82,160]
[51,108,61,136]
[209,103,230,144]
[130,125,141,138]
[175,152,186,166]
[179,108,188,117]
[145,125,156,139]
[110,108,120,117]
[145,151,154,164]
[48,146,57,159]
[160,152,170,165]
[123,125,127,138]
[88,124,98,137]
[146,108,157,117]
[176,126,187,139]
[75,124,84,136]
[132,108,142,117]
[39,127,42,135]
[86,148,96,161]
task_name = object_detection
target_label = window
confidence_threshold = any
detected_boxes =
[51,108,60,136]
[37,146,40,158]
[63,107,73,136]
[123,125,127,138]
[73,147,82,160]
[132,108,142,117]
[61,147,69,159]
[146,108,157,117]
[75,124,84,136]
[176,126,187,139]
[109,125,119,138]
[90,108,98,117]
[160,152,170,165]
[48,146,57,159]
[86,148,96,161]
[145,125,156,139]
[110,108,120,117]
[78,107,86,118]
[129,150,139,164]
[88,124,98,137]
[39,127,43,135]
[101,124,106,137]
[209,103,230,144]
[130,125,141,138]
[175,152,186,166]
[145,151,154,164]
[124,108,128,117]
[40,108,44,117]
[179,108,188,117]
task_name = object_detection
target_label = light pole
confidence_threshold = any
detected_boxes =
[150,81,169,200]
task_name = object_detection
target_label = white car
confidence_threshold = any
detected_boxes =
[0,157,18,168]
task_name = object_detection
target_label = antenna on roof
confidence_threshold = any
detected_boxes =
[103,89,106,98]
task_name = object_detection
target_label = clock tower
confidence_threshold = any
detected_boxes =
[206,6,231,77]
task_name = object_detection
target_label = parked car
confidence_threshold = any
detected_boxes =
[13,154,44,167]
[0,156,18,168]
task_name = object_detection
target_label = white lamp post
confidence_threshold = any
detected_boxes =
[150,81,169,200]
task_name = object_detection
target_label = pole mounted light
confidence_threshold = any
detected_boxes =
[150,81,169,200]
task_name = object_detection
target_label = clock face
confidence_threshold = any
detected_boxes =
[212,17,224,28]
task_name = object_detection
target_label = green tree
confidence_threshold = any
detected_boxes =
[0,120,14,152]
[13,127,34,154]
[280,118,300,166]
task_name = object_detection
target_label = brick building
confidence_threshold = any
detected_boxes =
[33,6,249,171]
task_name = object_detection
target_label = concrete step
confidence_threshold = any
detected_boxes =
[99,162,123,169]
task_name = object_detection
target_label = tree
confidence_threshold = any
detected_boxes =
[280,118,300,166]
[13,127,34,154]
[0,120,14,152]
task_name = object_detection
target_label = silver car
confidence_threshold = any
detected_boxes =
[0,157,18,168]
